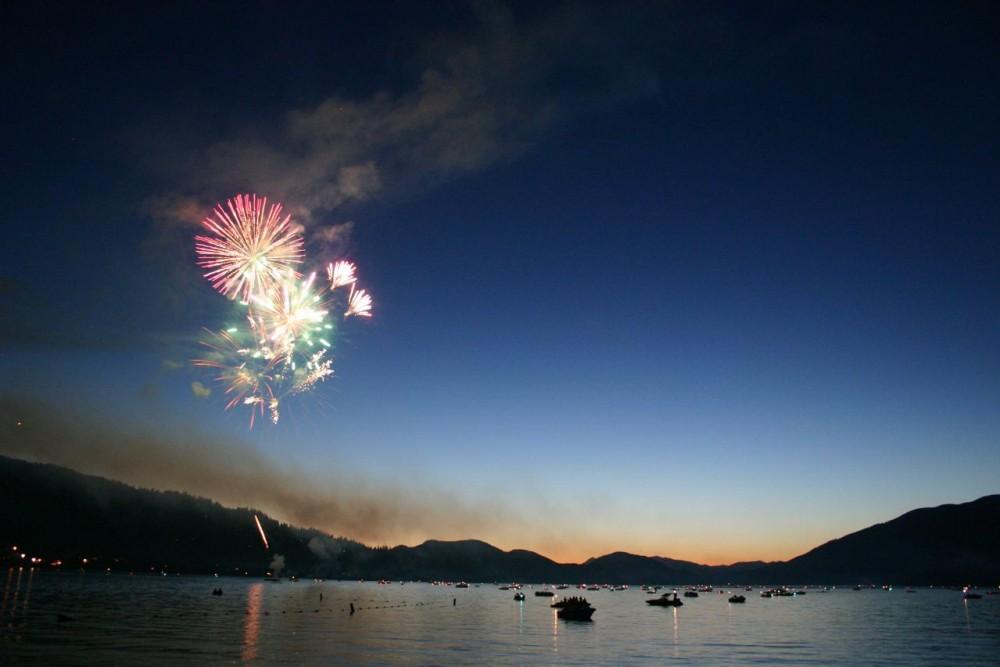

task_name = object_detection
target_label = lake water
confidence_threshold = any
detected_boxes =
[2,570,998,665]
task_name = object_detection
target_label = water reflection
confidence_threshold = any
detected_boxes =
[671,606,679,658]
[1,568,13,616]
[551,608,559,655]
[3,577,999,665]
[242,583,263,661]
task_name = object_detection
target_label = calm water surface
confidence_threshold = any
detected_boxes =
[2,570,998,665]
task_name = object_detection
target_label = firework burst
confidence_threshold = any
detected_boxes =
[345,286,374,318]
[193,194,374,427]
[195,194,304,301]
[327,260,358,289]
[251,271,332,361]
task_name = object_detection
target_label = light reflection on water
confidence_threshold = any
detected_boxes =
[1,572,998,665]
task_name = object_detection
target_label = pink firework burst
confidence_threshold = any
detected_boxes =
[195,194,304,301]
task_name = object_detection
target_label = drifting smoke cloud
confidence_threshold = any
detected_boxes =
[0,396,536,549]
[268,554,285,577]
[142,3,659,230]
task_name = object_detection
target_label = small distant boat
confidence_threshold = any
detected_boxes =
[455,582,469,588]
[498,585,510,590]
[760,590,773,598]
[587,585,600,591]
[744,586,752,591]
[728,595,746,603]
[647,592,683,607]
[534,590,555,597]
[795,590,807,595]
[963,587,982,600]
[683,591,699,598]
[556,584,569,590]
[853,585,862,591]
[514,592,525,601]
[556,597,596,621]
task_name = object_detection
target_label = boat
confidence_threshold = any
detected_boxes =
[556,597,596,621]
[963,587,982,600]
[556,584,569,590]
[760,590,773,598]
[728,595,746,603]
[498,585,510,591]
[551,595,590,609]
[514,592,525,601]
[587,585,600,591]
[534,590,555,597]
[744,586,752,591]
[646,592,683,607]
[455,582,469,588]
[683,591,699,598]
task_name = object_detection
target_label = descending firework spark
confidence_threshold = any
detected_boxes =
[327,260,357,289]
[292,349,334,394]
[193,327,281,428]
[253,514,270,550]
[195,194,304,301]
[345,286,373,318]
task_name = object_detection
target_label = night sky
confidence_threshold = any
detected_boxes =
[2,1,998,563]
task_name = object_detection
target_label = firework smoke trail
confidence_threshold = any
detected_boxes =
[253,514,270,550]
[193,194,374,427]
[195,194,304,302]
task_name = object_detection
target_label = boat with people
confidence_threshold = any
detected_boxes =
[646,591,684,607]
[556,597,596,621]
[514,591,525,601]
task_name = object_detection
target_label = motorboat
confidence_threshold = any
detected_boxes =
[646,592,683,607]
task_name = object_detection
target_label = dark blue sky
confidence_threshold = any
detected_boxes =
[2,1,998,562]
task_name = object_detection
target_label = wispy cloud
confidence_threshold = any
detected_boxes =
[143,2,660,230]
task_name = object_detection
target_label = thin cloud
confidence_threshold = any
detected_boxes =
[143,3,660,229]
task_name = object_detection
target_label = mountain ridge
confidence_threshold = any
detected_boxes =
[2,454,997,584]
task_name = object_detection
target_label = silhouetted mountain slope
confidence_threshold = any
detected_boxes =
[0,455,322,574]
[760,496,1000,584]
[2,455,997,584]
